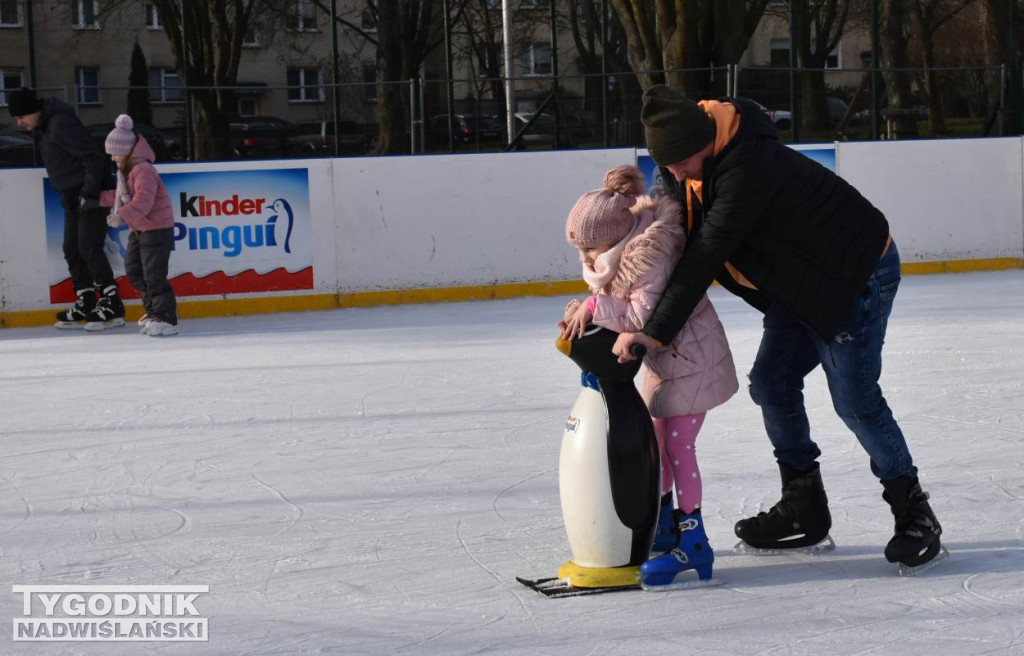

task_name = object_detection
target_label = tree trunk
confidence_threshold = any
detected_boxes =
[799,68,832,132]
[979,0,1010,132]
[908,2,947,134]
[373,0,408,154]
[880,0,918,138]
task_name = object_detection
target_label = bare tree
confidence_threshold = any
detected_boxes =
[315,0,454,154]
[567,0,642,140]
[907,0,975,135]
[608,0,768,95]
[792,0,852,132]
[137,0,270,159]
[880,0,918,138]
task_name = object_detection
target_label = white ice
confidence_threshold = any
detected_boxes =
[1,270,1023,655]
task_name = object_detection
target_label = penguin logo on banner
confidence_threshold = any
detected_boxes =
[267,199,294,254]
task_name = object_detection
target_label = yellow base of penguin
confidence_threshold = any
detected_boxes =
[557,561,641,589]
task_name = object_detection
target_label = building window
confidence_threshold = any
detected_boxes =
[73,0,99,29]
[243,22,261,48]
[770,38,840,69]
[0,68,23,106]
[76,67,100,105]
[0,0,23,27]
[149,67,183,104]
[823,40,841,69]
[519,0,550,7]
[237,98,258,117]
[362,62,377,103]
[286,67,323,103]
[286,0,317,31]
[524,43,551,76]
[144,3,162,29]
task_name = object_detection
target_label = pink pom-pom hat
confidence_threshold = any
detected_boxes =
[105,114,137,156]
[565,165,645,249]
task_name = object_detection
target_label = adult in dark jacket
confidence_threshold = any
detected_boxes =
[612,85,944,573]
[9,87,125,330]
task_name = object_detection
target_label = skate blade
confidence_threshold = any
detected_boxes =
[54,321,86,330]
[642,576,722,592]
[83,318,126,332]
[734,535,836,556]
[898,545,950,577]
[516,576,639,598]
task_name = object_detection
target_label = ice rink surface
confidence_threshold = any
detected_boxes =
[1,270,1023,655]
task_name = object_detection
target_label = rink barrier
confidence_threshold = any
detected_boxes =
[2,139,1024,329]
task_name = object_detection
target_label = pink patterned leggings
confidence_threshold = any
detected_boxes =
[653,412,707,514]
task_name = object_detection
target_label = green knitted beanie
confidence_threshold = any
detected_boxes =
[641,85,716,166]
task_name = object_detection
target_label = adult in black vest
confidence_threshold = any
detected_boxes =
[613,85,944,573]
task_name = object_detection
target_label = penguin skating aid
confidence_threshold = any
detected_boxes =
[518,327,660,598]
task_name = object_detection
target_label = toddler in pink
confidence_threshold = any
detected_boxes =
[559,165,738,587]
[101,114,178,337]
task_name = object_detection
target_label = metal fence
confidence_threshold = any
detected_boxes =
[0,61,1008,169]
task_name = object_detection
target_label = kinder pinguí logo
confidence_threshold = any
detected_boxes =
[174,192,294,257]
[565,415,580,433]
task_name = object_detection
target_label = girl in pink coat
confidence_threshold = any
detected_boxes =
[559,165,738,588]
[103,115,178,337]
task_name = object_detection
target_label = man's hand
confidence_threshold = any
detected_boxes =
[612,332,662,363]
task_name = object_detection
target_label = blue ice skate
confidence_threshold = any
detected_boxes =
[641,509,720,590]
[651,493,676,555]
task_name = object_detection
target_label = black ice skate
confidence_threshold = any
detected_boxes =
[55,288,97,329]
[734,462,835,555]
[881,477,948,576]
[84,284,126,332]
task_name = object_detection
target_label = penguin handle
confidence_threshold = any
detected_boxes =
[629,344,647,359]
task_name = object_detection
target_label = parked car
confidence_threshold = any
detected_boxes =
[288,120,369,155]
[159,126,185,159]
[0,131,37,167]
[428,114,503,145]
[827,96,850,125]
[86,121,171,161]
[750,100,793,130]
[513,111,591,145]
[228,116,293,159]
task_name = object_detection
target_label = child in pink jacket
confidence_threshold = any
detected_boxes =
[103,115,178,337]
[559,165,738,588]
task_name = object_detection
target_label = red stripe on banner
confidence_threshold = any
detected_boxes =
[49,267,314,303]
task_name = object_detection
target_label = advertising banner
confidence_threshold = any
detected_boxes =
[44,168,313,303]
[636,143,836,196]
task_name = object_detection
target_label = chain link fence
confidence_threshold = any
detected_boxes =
[0,0,1010,166]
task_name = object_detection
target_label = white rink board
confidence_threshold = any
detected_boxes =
[330,149,636,292]
[0,167,50,309]
[2,139,1023,314]
[836,138,1024,262]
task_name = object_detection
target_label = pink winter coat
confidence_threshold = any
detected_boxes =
[589,196,739,418]
[100,135,174,232]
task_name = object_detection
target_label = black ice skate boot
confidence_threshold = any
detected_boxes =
[881,477,947,575]
[734,462,834,553]
[84,284,126,331]
[55,288,97,329]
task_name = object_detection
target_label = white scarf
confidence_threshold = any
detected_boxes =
[581,212,652,292]
[112,170,131,214]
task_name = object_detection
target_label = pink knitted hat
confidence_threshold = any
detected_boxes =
[566,165,646,248]
[105,114,137,156]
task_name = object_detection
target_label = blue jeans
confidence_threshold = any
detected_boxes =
[748,242,915,481]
